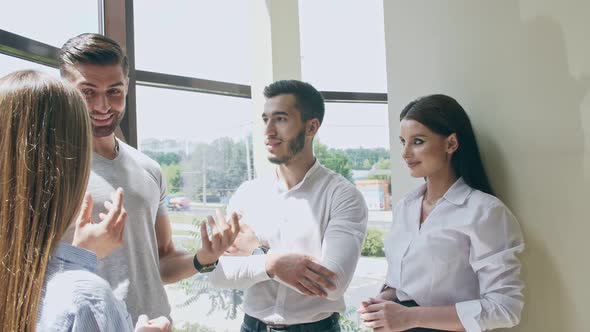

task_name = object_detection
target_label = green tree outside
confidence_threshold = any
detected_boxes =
[314,140,353,181]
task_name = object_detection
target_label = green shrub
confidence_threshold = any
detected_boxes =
[361,228,385,257]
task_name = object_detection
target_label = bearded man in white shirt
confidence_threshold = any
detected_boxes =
[208,80,368,332]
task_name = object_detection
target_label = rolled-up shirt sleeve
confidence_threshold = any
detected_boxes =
[455,203,525,332]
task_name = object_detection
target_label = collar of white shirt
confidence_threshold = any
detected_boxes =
[404,177,472,206]
[273,158,321,193]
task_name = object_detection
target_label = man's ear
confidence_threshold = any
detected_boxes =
[447,133,459,155]
[307,119,321,137]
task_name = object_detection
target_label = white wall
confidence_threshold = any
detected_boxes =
[383,1,590,330]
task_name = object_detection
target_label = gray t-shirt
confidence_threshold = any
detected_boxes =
[62,139,170,324]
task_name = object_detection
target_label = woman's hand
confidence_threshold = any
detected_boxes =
[134,314,171,332]
[358,297,416,331]
[72,189,127,259]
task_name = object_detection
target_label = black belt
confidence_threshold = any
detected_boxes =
[243,313,339,331]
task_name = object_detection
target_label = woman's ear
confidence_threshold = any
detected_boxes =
[447,133,459,155]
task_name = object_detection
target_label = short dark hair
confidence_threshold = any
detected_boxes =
[263,80,325,124]
[58,33,129,79]
[400,94,494,196]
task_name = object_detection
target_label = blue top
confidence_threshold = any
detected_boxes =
[36,243,134,331]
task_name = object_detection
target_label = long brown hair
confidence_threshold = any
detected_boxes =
[400,94,494,195]
[0,70,92,331]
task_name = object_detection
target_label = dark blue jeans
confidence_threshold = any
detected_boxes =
[240,313,341,332]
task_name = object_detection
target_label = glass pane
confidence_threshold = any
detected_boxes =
[318,103,389,150]
[134,1,251,84]
[136,86,253,331]
[299,0,387,92]
[0,0,99,47]
[315,102,391,329]
[0,54,59,78]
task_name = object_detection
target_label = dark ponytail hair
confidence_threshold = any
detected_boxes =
[400,94,494,196]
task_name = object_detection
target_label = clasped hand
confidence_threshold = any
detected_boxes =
[358,298,415,331]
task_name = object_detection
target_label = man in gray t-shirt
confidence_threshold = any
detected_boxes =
[58,33,240,324]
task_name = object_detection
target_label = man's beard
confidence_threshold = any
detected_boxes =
[268,129,306,165]
[91,112,123,137]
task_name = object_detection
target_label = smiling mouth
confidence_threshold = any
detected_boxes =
[90,113,114,121]
[90,113,116,127]
[406,161,420,168]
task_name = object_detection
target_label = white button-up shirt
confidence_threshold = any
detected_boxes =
[385,178,524,332]
[208,160,368,325]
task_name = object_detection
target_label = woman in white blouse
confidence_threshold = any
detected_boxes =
[359,94,524,332]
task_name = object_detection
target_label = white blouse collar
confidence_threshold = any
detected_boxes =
[404,177,472,206]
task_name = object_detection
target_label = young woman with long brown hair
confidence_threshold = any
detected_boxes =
[0,70,170,331]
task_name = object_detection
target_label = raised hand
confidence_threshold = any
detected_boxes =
[224,222,260,256]
[266,253,337,297]
[72,188,127,259]
[195,209,240,265]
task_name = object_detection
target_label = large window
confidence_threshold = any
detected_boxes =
[0,53,59,78]
[134,1,252,84]
[0,0,99,47]
[315,103,390,329]
[136,86,252,145]
[299,0,387,92]
[2,2,390,330]
[319,103,389,150]
[136,86,252,331]
[299,2,389,328]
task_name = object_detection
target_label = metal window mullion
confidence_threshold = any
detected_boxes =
[134,70,387,104]
[136,70,252,99]
[0,29,58,67]
[321,91,387,104]
[104,0,138,147]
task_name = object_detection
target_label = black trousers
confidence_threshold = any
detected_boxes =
[396,299,447,332]
[241,313,340,332]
